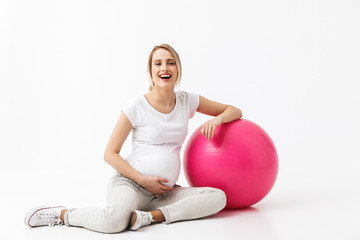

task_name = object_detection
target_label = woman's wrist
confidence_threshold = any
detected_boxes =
[215,115,223,124]
[135,174,146,187]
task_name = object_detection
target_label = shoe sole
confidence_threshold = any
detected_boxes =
[24,206,66,227]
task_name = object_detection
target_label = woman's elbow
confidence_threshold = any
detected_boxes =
[104,152,110,162]
[230,105,242,119]
[104,151,116,163]
[238,108,243,119]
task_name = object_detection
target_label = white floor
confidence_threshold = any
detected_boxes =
[1,165,359,240]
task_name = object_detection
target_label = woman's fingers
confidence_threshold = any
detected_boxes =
[153,177,174,196]
[159,178,169,183]
[160,184,174,192]
[154,183,175,197]
[205,124,208,139]
[201,125,206,137]
[158,178,173,189]
[201,123,217,141]
[155,188,171,197]
[144,176,175,197]
[207,124,213,141]
[201,123,210,140]
[207,126,211,140]
[201,118,222,141]
[211,124,216,139]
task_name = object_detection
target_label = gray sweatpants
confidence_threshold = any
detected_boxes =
[63,172,227,233]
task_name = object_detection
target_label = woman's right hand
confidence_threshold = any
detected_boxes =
[139,176,174,197]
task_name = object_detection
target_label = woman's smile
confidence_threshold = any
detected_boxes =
[159,73,172,81]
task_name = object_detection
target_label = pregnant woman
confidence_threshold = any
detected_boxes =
[24,43,242,233]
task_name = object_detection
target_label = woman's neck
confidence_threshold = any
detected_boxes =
[147,88,176,107]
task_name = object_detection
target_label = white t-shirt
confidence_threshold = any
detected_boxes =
[122,91,200,187]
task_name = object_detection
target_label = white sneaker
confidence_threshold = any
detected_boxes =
[24,206,66,227]
[129,210,155,231]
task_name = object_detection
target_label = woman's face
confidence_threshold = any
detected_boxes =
[151,48,178,90]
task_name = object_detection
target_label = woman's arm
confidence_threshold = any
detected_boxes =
[104,112,144,184]
[104,112,173,196]
[197,95,243,141]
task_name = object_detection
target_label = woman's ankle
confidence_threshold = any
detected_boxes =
[149,209,165,223]
[60,209,68,222]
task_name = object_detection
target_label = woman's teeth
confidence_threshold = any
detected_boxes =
[160,75,171,79]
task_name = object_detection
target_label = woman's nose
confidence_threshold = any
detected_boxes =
[160,63,169,71]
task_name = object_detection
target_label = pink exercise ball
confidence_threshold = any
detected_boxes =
[184,119,278,208]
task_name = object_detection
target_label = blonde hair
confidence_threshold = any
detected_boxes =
[147,44,182,91]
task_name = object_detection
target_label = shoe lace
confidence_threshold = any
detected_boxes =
[141,212,155,225]
[37,209,64,227]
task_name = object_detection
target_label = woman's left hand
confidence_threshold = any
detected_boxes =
[201,117,222,141]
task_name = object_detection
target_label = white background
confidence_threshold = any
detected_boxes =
[1,0,360,239]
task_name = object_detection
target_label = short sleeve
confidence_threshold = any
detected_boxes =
[121,97,142,128]
[187,92,200,119]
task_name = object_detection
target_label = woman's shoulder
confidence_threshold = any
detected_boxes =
[176,90,199,99]
[123,94,146,110]
[175,91,200,110]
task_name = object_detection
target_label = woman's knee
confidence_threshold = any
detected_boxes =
[209,187,227,211]
[100,212,131,234]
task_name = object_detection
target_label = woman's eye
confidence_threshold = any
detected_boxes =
[155,62,161,66]
[168,62,175,65]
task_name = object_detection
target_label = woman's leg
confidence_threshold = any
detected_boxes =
[64,173,151,233]
[148,186,227,224]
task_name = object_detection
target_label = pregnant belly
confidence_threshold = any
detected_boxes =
[128,144,181,187]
